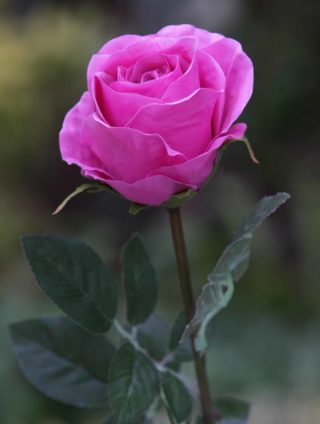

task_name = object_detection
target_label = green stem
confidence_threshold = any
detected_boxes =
[168,207,214,424]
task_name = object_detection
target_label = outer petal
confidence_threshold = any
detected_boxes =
[82,114,185,183]
[149,123,247,186]
[157,24,224,48]
[84,123,246,206]
[59,92,104,171]
[104,175,195,206]
[92,73,161,126]
[204,38,254,132]
[126,88,218,158]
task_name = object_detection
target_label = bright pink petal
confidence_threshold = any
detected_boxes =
[150,123,247,186]
[104,175,195,206]
[149,148,218,187]
[204,38,254,132]
[128,53,172,82]
[211,122,247,148]
[59,92,104,171]
[92,72,161,126]
[87,35,142,83]
[157,24,224,48]
[87,36,197,86]
[196,50,225,91]
[162,50,225,111]
[82,114,185,183]
[126,88,218,158]
[161,52,201,101]
[110,55,182,98]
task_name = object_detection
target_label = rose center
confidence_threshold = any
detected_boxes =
[140,65,170,82]
[117,54,173,84]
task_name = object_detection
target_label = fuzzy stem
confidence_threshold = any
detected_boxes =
[168,207,214,424]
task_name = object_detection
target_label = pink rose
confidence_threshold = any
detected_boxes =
[60,24,253,206]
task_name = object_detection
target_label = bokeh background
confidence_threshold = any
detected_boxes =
[0,0,319,423]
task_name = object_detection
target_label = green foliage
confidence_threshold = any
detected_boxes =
[137,315,170,361]
[185,193,291,352]
[122,234,158,325]
[11,192,289,424]
[22,235,118,333]
[108,343,159,423]
[12,232,201,422]
[168,311,193,363]
[9,315,115,408]
[161,371,192,423]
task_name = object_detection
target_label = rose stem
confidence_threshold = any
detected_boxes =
[168,207,214,424]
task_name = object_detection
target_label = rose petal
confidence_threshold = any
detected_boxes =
[126,88,218,158]
[157,24,224,48]
[92,72,162,126]
[87,35,142,83]
[88,36,197,86]
[204,38,254,132]
[82,114,185,183]
[104,175,195,206]
[149,147,218,188]
[149,123,247,186]
[82,123,246,205]
[161,51,200,101]
[89,37,197,79]
[110,55,182,98]
[196,50,225,91]
[129,53,171,82]
[209,122,247,150]
[59,92,105,171]
[162,49,225,103]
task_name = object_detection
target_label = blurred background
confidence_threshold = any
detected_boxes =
[0,0,319,423]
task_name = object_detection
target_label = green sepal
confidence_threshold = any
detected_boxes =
[162,189,197,209]
[227,137,259,165]
[22,235,118,334]
[9,315,116,408]
[128,203,150,215]
[53,182,119,215]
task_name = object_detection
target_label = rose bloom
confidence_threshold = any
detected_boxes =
[60,24,253,206]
